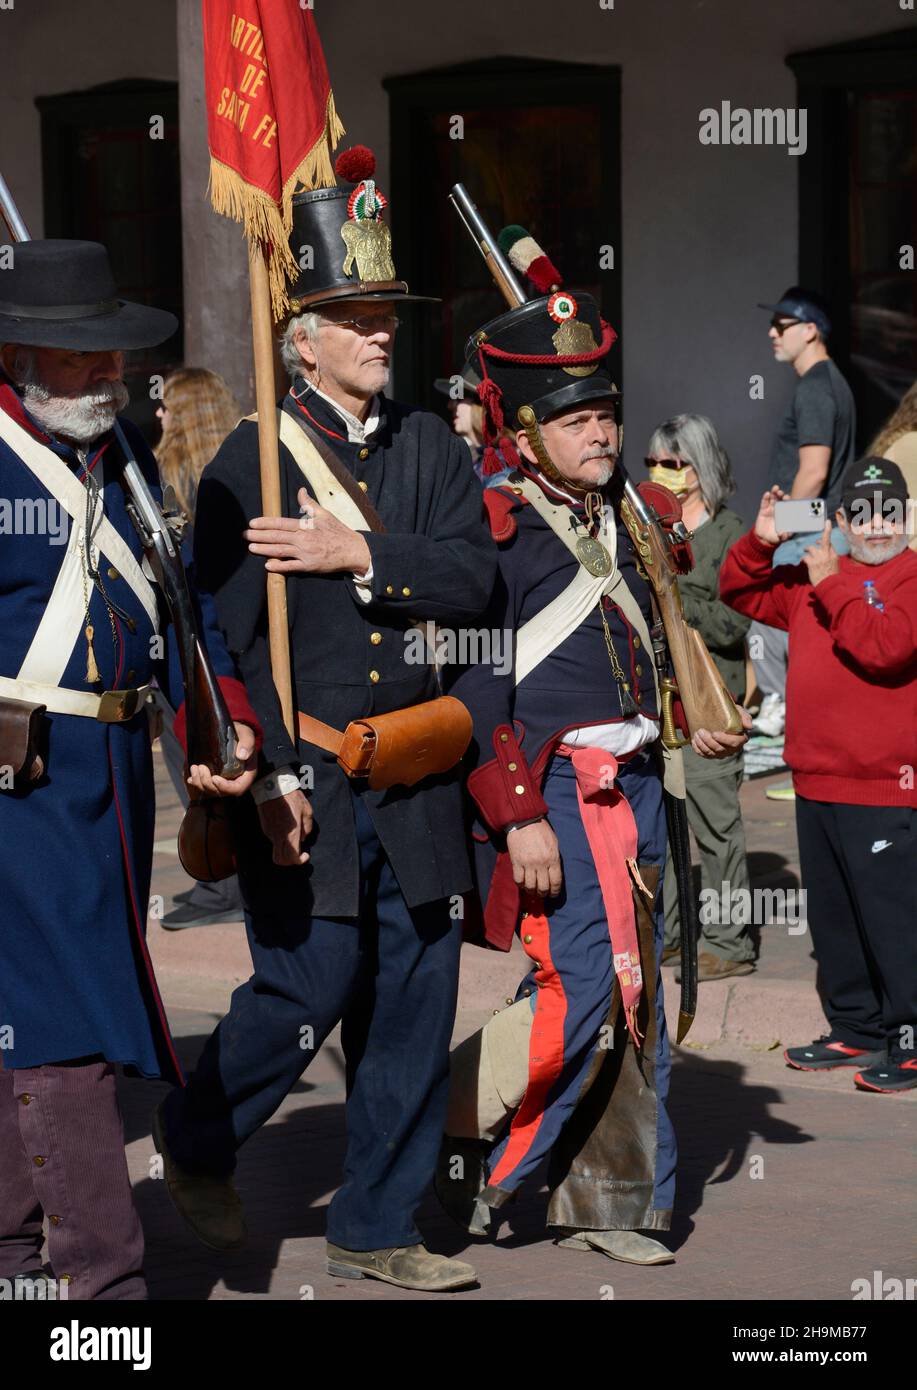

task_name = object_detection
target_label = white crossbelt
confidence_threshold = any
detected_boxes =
[510,475,659,705]
[0,406,160,693]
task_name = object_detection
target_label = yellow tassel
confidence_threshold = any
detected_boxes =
[84,623,101,685]
[208,90,346,320]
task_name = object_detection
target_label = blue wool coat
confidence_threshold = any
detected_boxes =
[0,384,255,1084]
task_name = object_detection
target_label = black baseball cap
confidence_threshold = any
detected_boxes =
[840,457,909,520]
[758,286,832,336]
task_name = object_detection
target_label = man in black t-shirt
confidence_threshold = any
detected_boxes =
[748,288,856,739]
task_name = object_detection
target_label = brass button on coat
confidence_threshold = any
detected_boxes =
[49,1215,62,1226]
[33,1156,46,1167]
[369,670,380,684]
[358,480,369,492]
[358,447,369,460]
[402,586,411,597]
[634,636,641,648]
[20,1093,31,1105]
[370,632,382,645]
[385,584,394,595]
[107,566,119,580]
[523,934,533,944]
[635,664,643,675]
[507,761,517,771]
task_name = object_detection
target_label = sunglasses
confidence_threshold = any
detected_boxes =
[645,456,693,471]
[770,316,802,336]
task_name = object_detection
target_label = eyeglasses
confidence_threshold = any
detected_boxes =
[323,314,401,334]
[770,317,801,336]
[644,456,693,470]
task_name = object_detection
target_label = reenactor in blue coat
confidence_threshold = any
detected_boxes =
[0,239,260,1300]
[155,147,496,1292]
[435,226,748,1264]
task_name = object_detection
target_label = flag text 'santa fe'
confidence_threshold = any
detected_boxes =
[203,0,344,314]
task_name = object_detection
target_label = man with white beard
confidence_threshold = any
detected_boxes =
[720,459,917,1093]
[0,239,261,1298]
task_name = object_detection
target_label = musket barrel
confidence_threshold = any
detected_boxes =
[0,172,30,242]
[450,183,527,308]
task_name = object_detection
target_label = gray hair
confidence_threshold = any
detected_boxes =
[646,413,735,514]
[279,310,322,381]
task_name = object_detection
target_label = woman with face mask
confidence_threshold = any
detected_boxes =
[646,415,757,981]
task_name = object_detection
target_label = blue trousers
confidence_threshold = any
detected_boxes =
[162,793,462,1251]
[487,750,676,1214]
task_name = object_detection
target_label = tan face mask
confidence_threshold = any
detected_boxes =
[647,464,695,496]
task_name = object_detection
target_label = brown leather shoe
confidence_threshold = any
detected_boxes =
[675,952,755,983]
[326,1242,477,1291]
[152,1103,246,1252]
[556,1230,674,1265]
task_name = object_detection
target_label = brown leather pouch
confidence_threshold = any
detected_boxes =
[0,696,46,785]
[298,695,472,791]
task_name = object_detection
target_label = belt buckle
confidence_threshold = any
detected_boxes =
[97,688,140,723]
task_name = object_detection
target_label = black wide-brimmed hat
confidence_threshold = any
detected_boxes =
[287,145,437,312]
[0,240,178,351]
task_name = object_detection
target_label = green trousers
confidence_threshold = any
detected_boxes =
[663,746,755,962]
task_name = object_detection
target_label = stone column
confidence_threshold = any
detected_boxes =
[177,0,254,411]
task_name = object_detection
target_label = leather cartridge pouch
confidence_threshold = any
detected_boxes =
[298,695,472,791]
[0,696,46,785]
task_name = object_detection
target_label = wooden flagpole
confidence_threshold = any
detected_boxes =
[249,238,295,739]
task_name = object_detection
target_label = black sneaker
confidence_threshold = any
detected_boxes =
[784,1035,885,1071]
[160,902,240,931]
[854,1056,917,1093]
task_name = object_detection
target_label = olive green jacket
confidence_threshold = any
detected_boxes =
[679,505,750,700]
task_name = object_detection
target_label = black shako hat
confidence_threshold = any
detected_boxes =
[0,240,177,351]
[466,291,618,425]
[462,224,618,484]
[287,145,437,312]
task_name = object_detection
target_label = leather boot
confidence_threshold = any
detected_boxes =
[326,1242,477,1291]
[152,1104,246,1252]
[556,1229,675,1264]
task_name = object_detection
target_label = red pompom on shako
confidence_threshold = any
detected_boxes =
[335,145,376,183]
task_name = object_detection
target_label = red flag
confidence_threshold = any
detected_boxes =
[203,1,344,315]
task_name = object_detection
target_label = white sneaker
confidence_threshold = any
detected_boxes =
[752,693,785,737]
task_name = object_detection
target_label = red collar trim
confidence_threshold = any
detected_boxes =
[0,381,51,443]
[291,392,347,443]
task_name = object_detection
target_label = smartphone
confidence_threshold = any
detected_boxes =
[773,498,826,534]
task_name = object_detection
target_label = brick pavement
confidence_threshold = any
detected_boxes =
[128,751,915,1301]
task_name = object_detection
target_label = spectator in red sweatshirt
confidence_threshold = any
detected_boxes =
[720,457,917,1093]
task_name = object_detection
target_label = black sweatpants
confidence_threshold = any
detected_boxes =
[795,795,917,1056]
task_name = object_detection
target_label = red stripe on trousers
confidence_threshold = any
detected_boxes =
[488,908,568,1187]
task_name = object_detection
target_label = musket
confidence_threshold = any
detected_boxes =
[0,175,242,878]
[450,182,743,742]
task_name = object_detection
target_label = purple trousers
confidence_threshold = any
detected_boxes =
[0,1056,147,1300]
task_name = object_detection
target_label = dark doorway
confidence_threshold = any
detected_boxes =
[36,78,182,438]
[385,58,621,412]
[789,30,917,449]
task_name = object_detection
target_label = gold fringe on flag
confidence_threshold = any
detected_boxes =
[208,91,345,320]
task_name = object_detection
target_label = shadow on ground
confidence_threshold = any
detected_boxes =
[118,1030,814,1296]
